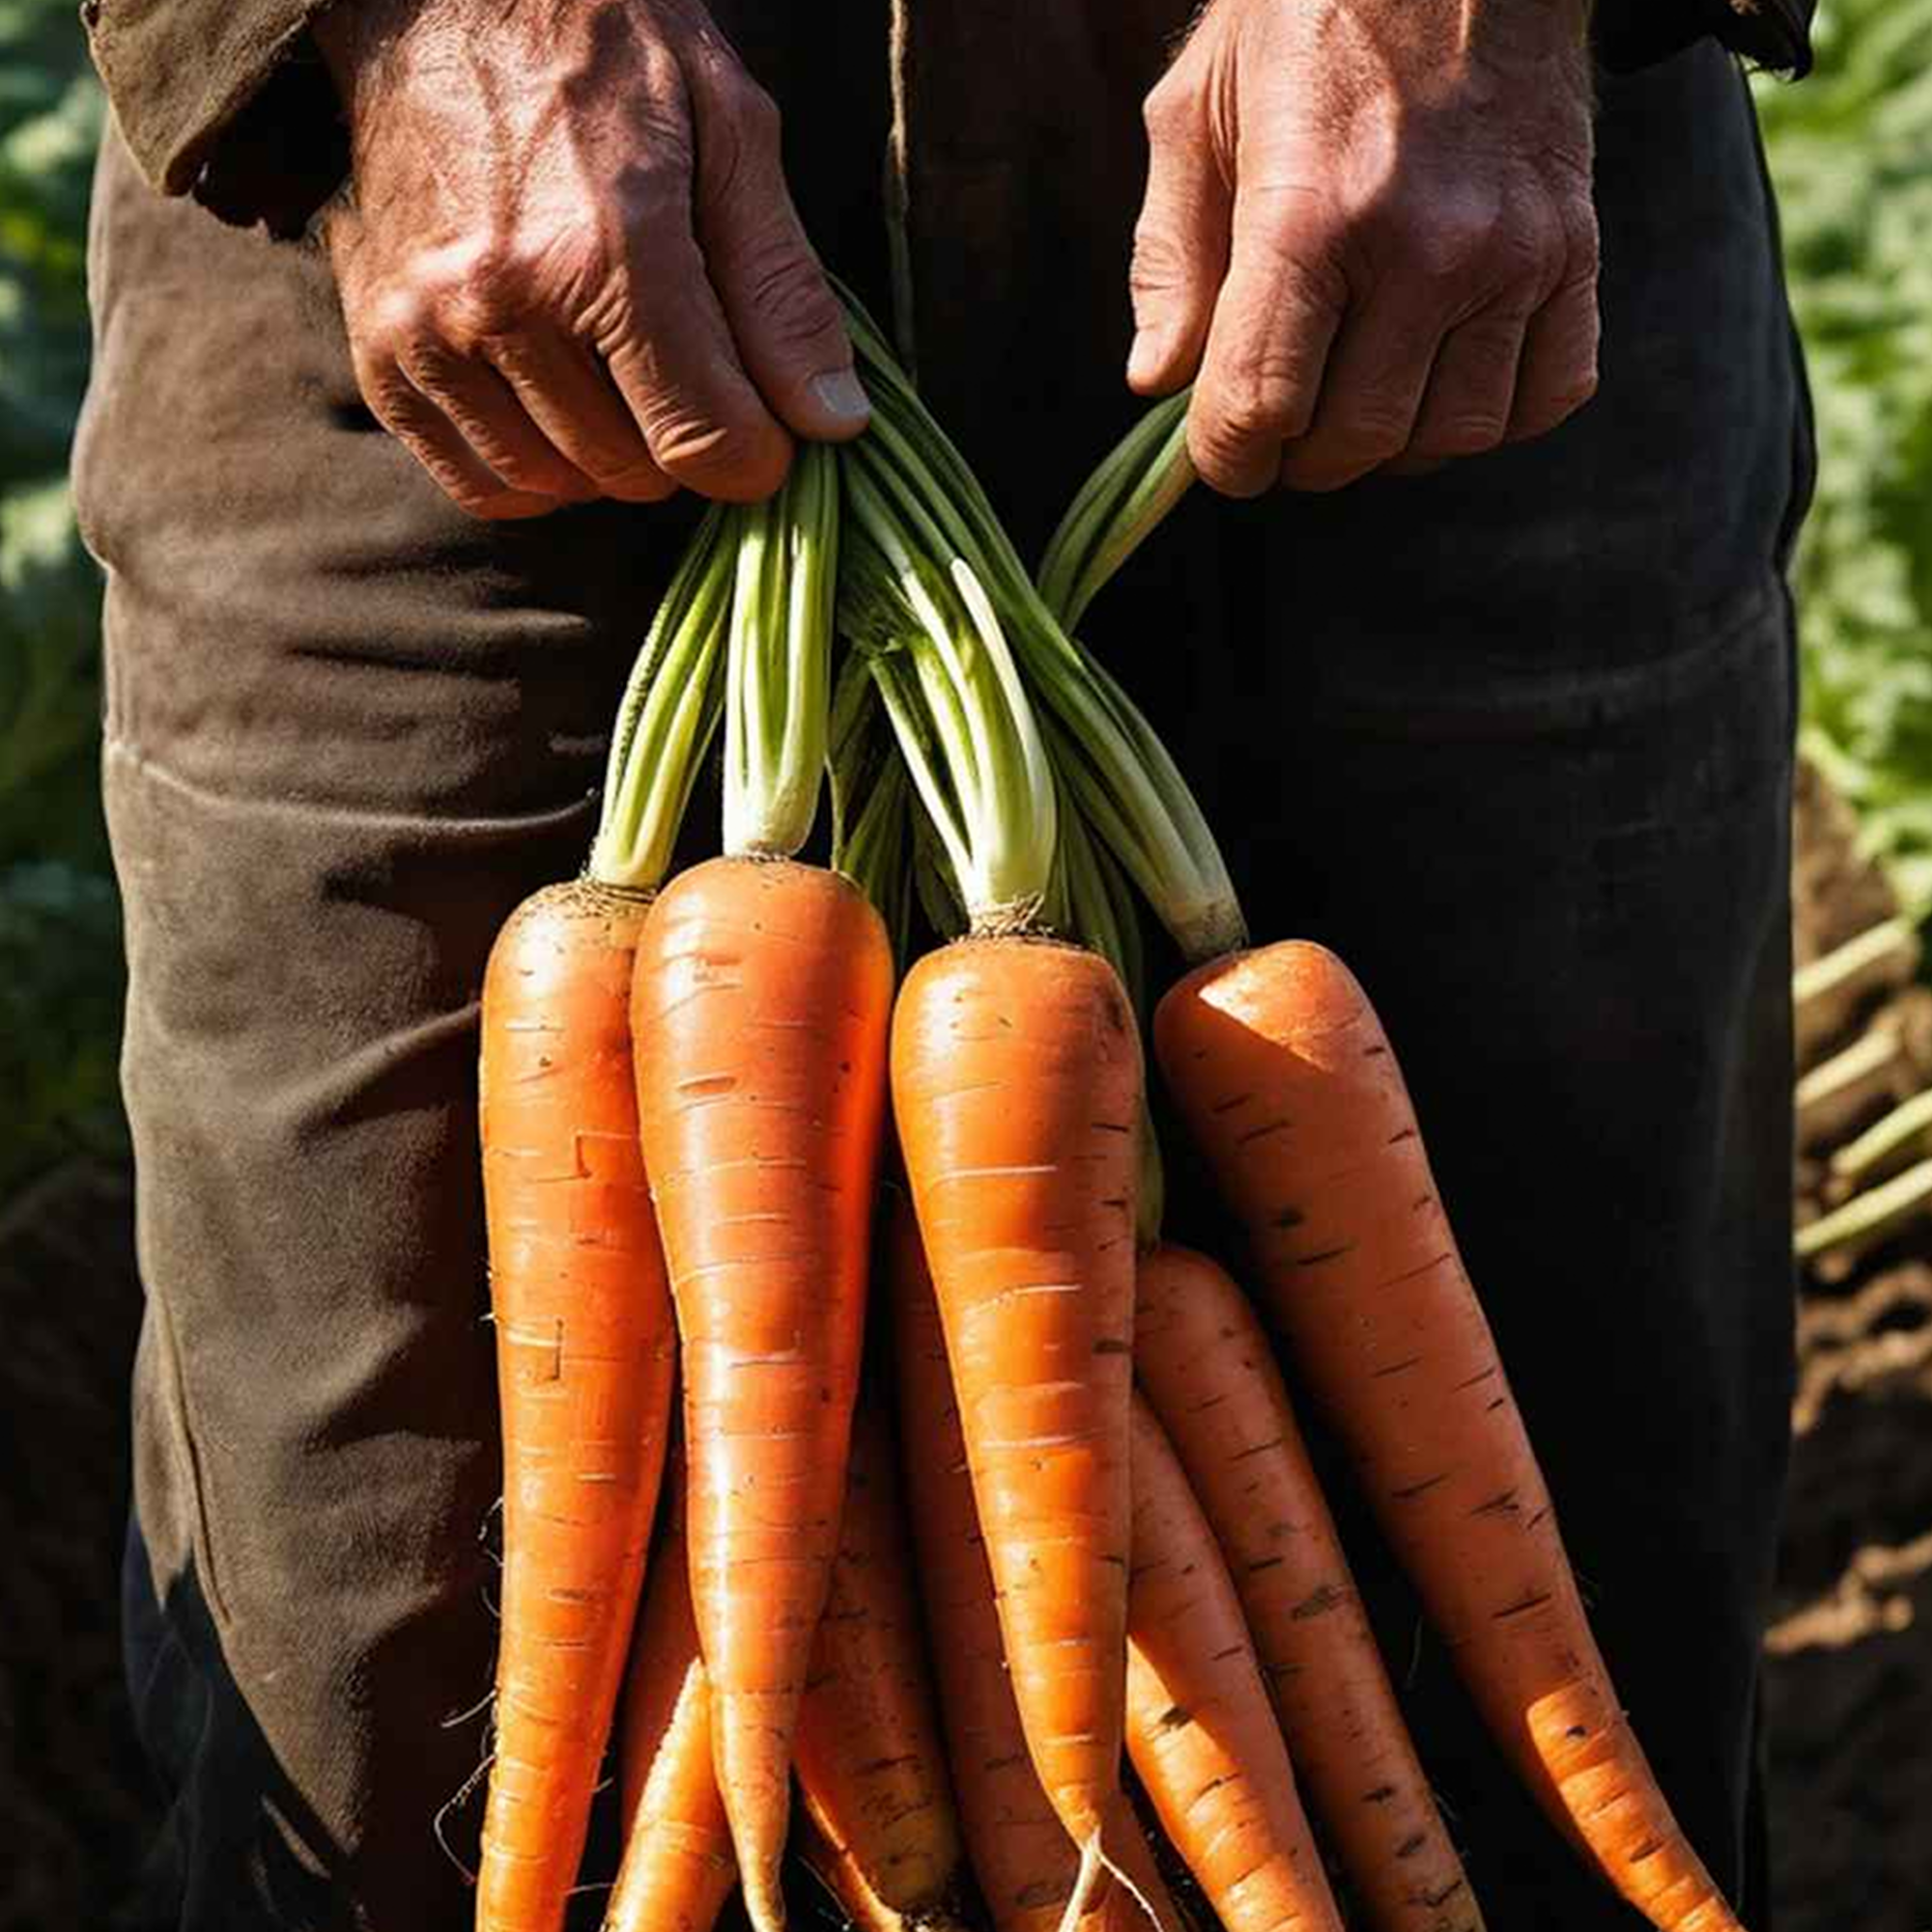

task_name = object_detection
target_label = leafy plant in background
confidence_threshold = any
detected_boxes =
[1756,0,1932,909]
[0,0,118,1196]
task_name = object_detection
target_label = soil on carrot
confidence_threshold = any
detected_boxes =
[2,762,1927,1924]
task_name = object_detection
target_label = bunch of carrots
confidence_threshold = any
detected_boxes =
[470,291,1747,1932]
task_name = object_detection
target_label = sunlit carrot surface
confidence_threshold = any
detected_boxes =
[608,1473,737,1932]
[476,879,677,1932]
[633,854,893,1932]
[893,935,1144,1912]
[891,1207,1183,1932]
[1135,1244,1482,1932]
[1157,942,1744,1932]
[1126,1392,1344,1932]
[794,1400,969,1932]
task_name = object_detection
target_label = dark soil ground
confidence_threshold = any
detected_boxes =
[4,764,1926,1926]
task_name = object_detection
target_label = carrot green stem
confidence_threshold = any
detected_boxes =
[589,505,733,893]
[836,289,1244,962]
[1037,391,1194,632]
[1051,798,1166,1250]
[829,650,914,963]
[839,467,1057,931]
[724,442,840,858]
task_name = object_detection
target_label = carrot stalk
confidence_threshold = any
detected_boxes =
[633,443,894,1932]
[890,1210,1183,1932]
[847,475,1147,1923]
[1126,1392,1346,1932]
[794,1401,971,1932]
[837,289,1241,962]
[1155,945,1746,1932]
[475,510,731,1932]
[1036,392,1194,634]
[1135,1245,1482,1932]
[607,1473,738,1932]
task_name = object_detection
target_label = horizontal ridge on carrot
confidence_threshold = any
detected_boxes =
[632,445,894,1932]
[794,1399,970,1932]
[607,1467,738,1932]
[1154,943,1745,1932]
[889,1208,1183,1932]
[474,508,731,1932]
[1134,1244,1481,1932]
[1125,1390,1345,1932]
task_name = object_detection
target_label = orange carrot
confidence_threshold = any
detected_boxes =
[1156,943,1743,1932]
[607,1471,737,1932]
[794,1400,970,1932]
[893,935,1144,1913]
[632,853,893,1932]
[476,879,677,1932]
[890,1208,1182,1932]
[1134,1244,1481,1932]
[1125,1392,1344,1932]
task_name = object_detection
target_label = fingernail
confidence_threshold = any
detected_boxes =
[811,368,870,421]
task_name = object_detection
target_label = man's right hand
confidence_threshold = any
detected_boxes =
[315,0,867,520]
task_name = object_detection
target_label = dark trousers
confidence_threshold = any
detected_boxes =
[75,15,1807,1927]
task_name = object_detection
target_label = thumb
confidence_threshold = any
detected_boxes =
[1127,81,1229,395]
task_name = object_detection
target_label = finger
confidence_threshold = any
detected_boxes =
[1126,74,1231,395]
[688,59,869,443]
[351,344,560,521]
[1403,304,1531,462]
[396,338,600,502]
[485,327,678,501]
[1507,270,1601,443]
[600,182,796,503]
[1275,295,1438,493]
[1188,187,1346,497]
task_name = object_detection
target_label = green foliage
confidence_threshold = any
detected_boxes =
[1756,0,1932,908]
[0,0,117,1193]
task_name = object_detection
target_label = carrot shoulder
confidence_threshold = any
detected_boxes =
[1155,942,1744,1932]
[1135,1244,1481,1932]
[476,879,677,1932]
[632,853,893,1932]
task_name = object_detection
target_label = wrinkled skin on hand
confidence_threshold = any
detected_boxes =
[316,0,867,519]
[1129,0,1600,496]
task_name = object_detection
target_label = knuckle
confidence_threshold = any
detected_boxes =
[1187,413,1274,499]
[1127,225,1192,305]
[1345,409,1414,464]
[603,462,679,503]
[651,411,790,500]
[741,240,841,349]
[1141,76,1190,142]
[1416,412,1508,459]
[1278,442,1377,494]
[443,252,532,344]
[1222,354,1321,443]
[730,76,783,151]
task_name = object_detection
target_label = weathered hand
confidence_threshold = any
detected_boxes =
[316,0,867,520]
[1128,0,1599,496]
